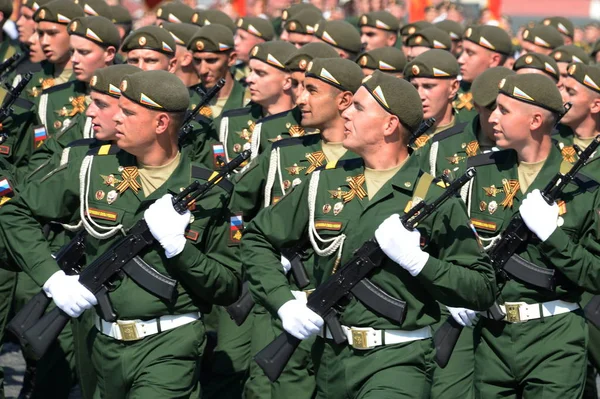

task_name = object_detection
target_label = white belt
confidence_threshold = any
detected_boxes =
[482,300,579,323]
[94,312,201,341]
[323,325,431,350]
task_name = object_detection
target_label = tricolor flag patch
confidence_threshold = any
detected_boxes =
[322,31,337,45]
[170,32,184,45]
[512,86,534,101]
[544,62,556,75]
[34,125,47,144]
[108,84,121,96]
[0,178,13,197]
[229,214,243,245]
[162,41,173,53]
[212,143,225,168]
[140,93,162,108]
[375,20,390,30]
[320,68,341,85]
[372,85,389,108]
[247,24,262,37]
[534,36,550,47]
[572,55,582,63]
[378,60,395,71]
[168,13,181,23]
[267,53,284,68]
[584,75,600,91]
[479,36,495,50]
[433,40,447,49]
[83,4,98,15]
[85,28,102,42]
[219,43,231,51]
[57,13,71,23]
[433,67,450,77]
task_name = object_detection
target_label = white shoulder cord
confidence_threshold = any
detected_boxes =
[429,140,439,176]
[250,122,262,160]
[83,117,93,139]
[264,146,287,208]
[79,155,123,239]
[307,171,346,264]
[38,93,48,129]
[219,116,232,163]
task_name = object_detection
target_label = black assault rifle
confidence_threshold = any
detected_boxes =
[0,52,27,83]
[0,72,33,144]
[178,78,226,143]
[254,167,477,382]
[433,134,600,368]
[408,117,436,146]
[21,150,251,359]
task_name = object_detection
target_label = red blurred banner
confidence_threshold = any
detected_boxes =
[409,0,431,23]
[487,0,502,19]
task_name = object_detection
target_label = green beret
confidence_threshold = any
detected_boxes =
[550,44,591,64]
[73,0,110,18]
[513,52,559,81]
[281,3,321,23]
[34,0,84,25]
[249,40,296,71]
[315,20,361,54]
[356,47,406,73]
[305,57,363,93]
[121,25,176,56]
[285,42,339,72]
[160,22,199,48]
[472,66,515,108]
[522,25,564,50]
[404,49,458,79]
[191,9,235,34]
[90,64,141,97]
[120,70,189,112]
[156,1,194,24]
[566,63,600,94]
[358,11,399,32]
[463,25,512,55]
[67,16,120,49]
[236,17,275,41]
[399,20,433,36]
[592,39,600,58]
[498,73,564,114]
[434,20,464,41]
[283,9,322,35]
[406,27,451,50]
[361,70,423,132]
[0,0,12,18]
[21,0,51,12]
[187,24,232,52]
[110,4,131,25]
[541,16,574,39]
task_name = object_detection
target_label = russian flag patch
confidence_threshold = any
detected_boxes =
[229,214,243,245]
[34,125,47,147]
[0,178,13,197]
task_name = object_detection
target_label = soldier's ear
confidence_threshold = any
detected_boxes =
[590,95,600,116]
[337,91,353,111]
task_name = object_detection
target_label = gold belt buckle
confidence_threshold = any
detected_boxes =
[117,320,140,341]
[350,328,369,349]
[504,304,521,323]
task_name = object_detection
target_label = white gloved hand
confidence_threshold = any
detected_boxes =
[43,270,98,318]
[375,214,429,276]
[281,254,291,274]
[519,189,559,242]
[277,299,323,340]
[447,306,479,327]
[144,194,191,258]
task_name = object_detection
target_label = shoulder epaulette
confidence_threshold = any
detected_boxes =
[222,106,253,118]
[256,108,292,124]
[572,172,600,193]
[13,97,34,110]
[191,165,234,194]
[467,149,514,168]
[431,122,469,143]
[42,79,75,94]
[316,157,363,172]
[86,144,120,156]
[272,134,320,150]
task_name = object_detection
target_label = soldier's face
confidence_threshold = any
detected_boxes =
[290,71,305,104]
[70,36,114,83]
[296,77,340,129]
[27,30,46,63]
[234,29,264,63]
[406,45,430,62]
[489,94,534,150]
[17,6,36,44]
[246,59,290,106]
[113,96,157,152]
[192,51,233,88]
[87,91,120,141]
[360,27,396,52]
[286,32,315,48]
[37,21,71,64]
[126,49,174,72]
[411,77,458,120]
[458,40,495,83]
[560,77,599,127]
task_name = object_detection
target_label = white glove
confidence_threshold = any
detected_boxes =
[43,270,98,318]
[144,194,191,258]
[447,306,479,327]
[375,214,429,276]
[281,254,291,274]
[519,189,559,242]
[277,299,323,340]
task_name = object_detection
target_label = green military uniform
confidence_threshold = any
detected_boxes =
[0,91,40,172]
[232,17,275,84]
[466,74,595,398]
[242,71,495,399]
[0,70,242,398]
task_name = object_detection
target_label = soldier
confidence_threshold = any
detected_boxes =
[159,22,200,87]
[232,58,363,399]
[550,45,591,91]
[457,25,512,122]
[278,3,321,41]
[233,17,275,83]
[242,70,495,398]
[191,9,236,34]
[541,16,574,46]
[356,46,406,78]
[110,4,132,42]
[405,26,452,61]
[520,24,564,55]
[281,9,322,49]
[513,52,560,88]
[358,10,400,51]
[314,20,361,60]
[218,40,297,167]
[154,1,194,25]
[285,42,339,102]
[0,70,242,398]
[121,25,176,72]
[399,20,434,50]
[464,73,596,397]
[435,19,465,58]
[74,0,111,19]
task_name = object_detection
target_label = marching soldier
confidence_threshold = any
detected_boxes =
[435,19,465,58]
[285,42,339,103]
[154,1,194,25]
[0,70,242,398]
[242,70,495,398]
[281,9,322,49]
[121,25,176,72]
[550,45,591,90]
[356,46,406,78]
[159,22,200,88]
[399,20,434,53]
[110,4,132,42]
[314,20,362,60]
[541,16,575,46]
[233,17,275,83]
[405,27,452,61]
[457,25,512,122]
[358,10,400,51]
[520,24,564,55]
[277,3,321,40]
